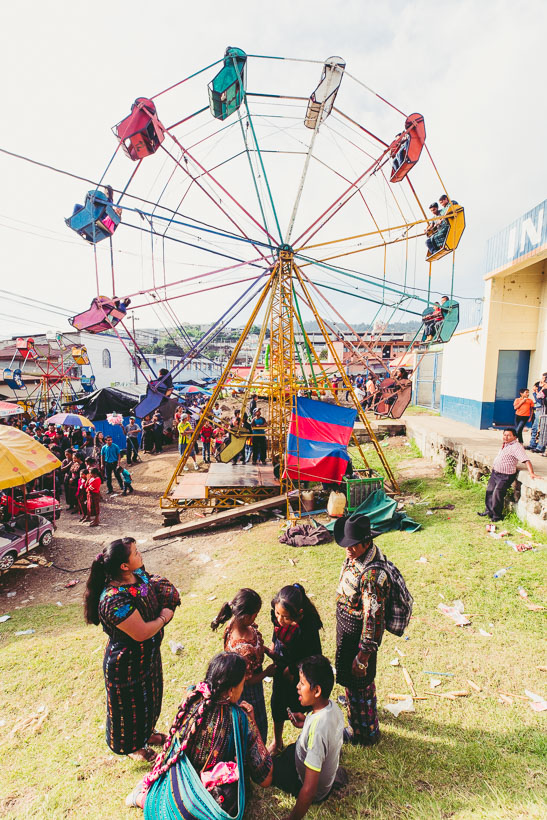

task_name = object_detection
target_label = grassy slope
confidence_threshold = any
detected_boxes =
[0,442,545,819]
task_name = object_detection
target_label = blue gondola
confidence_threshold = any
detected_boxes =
[208,47,247,121]
[80,375,96,393]
[3,368,25,390]
[65,190,122,244]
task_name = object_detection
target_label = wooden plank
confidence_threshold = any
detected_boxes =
[153,494,287,540]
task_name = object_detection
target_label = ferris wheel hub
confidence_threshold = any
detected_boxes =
[276,243,294,259]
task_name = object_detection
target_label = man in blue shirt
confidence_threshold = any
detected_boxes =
[251,409,267,465]
[100,436,124,494]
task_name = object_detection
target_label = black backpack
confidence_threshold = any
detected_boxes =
[367,550,413,636]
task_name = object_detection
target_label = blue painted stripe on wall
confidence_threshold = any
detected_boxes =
[440,395,495,429]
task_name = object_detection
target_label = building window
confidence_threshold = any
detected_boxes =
[102,349,112,369]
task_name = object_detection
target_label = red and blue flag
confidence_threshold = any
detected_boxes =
[285,397,357,483]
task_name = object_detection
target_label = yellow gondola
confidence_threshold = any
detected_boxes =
[426,203,465,261]
[72,346,90,365]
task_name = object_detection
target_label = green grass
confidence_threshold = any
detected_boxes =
[405,406,441,416]
[0,443,546,819]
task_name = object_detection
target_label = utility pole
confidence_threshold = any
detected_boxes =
[132,313,138,385]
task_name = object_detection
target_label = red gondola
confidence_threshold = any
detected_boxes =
[389,113,426,183]
[69,297,130,334]
[374,376,413,419]
[113,98,165,161]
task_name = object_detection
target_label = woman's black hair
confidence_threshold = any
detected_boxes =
[206,652,246,699]
[211,588,261,631]
[83,537,135,625]
[104,184,114,202]
[398,367,408,379]
[271,583,322,630]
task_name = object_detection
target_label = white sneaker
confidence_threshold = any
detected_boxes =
[183,465,188,471]
[194,463,199,470]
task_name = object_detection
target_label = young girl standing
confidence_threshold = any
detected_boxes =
[269,583,323,755]
[86,467,102,527]
[211,588,275,742]
[76,469,89,521]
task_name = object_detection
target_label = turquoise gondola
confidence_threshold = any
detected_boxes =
[208,47,247,121]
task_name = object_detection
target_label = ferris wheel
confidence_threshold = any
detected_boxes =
[63,47,465,510]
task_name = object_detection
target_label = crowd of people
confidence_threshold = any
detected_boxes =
[175,395,270,468]
[83,511,408,819]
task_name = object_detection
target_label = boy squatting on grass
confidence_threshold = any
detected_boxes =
[273,654,346,820]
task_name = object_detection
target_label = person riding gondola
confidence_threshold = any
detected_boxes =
[423,302,443,341]
[97,186,122,235]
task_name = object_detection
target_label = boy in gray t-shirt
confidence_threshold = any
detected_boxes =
[272,655,345,818]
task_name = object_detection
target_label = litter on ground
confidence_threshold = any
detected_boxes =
[9,705,48,737]
[438,601,470,626]
[384,696,415,716]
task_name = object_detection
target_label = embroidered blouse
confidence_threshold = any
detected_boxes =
[223,622,265,678]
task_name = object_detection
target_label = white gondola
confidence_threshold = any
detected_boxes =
[304,56,346,129]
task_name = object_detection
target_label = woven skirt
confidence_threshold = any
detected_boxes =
[240,680,268,743]
[335,604,377,690]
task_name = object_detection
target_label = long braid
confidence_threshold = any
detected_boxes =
[143,653,246,795]
[142,685,212,791]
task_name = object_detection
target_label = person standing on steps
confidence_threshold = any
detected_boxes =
[513,388,534,444]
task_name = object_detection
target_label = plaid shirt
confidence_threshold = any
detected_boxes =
[492,440,529,474]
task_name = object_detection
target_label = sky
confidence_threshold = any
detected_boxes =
[0,0,545,340]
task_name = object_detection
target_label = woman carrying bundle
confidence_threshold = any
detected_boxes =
[84,537,180,762]
[126,652,273,817]
[211,588,276,742]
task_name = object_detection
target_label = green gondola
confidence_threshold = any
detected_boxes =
[208,47,247,121]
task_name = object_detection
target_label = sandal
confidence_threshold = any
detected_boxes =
[125,781,144,807]
[128,747,157,763]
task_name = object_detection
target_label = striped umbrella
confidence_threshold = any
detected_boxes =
[45,413,95,428]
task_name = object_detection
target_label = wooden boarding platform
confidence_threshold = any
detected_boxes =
[153,493,287,540]
[206,464,278,487]
[163,463,280,510]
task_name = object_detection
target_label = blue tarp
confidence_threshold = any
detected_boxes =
[93,417,141,450]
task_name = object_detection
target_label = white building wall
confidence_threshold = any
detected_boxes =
[76,332,134,389]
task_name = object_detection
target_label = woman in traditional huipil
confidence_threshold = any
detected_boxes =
[84,537,180,762]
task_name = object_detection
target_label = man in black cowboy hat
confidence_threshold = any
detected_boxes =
[334,513,390,746]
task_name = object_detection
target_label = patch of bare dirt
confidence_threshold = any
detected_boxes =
[0,445,249,614]
[397,457,443,479]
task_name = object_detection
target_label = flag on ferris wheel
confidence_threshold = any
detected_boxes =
[285,396,356,484]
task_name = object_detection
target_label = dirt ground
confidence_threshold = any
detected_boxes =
[0,395,402,614]
[0,444,242,615]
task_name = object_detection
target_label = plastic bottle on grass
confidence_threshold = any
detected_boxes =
[493,566,512,578]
